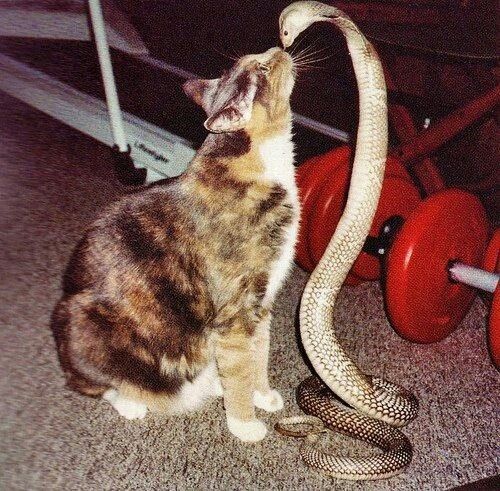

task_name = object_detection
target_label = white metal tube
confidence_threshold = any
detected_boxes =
[87,0,128,151]
[449,262,499,293]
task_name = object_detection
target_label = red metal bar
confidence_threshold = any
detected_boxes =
[385,68,446,194]
[391,85,500,166]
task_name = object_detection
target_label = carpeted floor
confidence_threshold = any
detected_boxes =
[0,91,499,490]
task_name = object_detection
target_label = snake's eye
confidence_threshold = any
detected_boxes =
[284,30,289,36]
[259,63,270,74]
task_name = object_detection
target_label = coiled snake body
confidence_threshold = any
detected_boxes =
[277,2,419,480]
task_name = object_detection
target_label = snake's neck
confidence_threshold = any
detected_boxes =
[306,2,363,37]
[304,2,345,21]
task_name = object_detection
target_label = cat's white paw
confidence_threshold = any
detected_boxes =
[253,389,284,412]
[226,416,267,442]
[103,389,148,420]
[212,377,224,398]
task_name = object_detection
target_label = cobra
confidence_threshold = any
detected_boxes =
[276,1,419,480]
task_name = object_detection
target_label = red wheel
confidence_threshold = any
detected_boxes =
[296,146,350,211]
[488,288,500,369]
[307,157,350,264]
[385,189,489,343]
[305,156,362,285]
[295,150,418,284]
[295,146,351,272]
[352,177,421,281]
[484,229,500,273]
[295,195,318,272]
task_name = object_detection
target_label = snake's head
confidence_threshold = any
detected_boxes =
[279,2,322,48]
[279,6,309,48]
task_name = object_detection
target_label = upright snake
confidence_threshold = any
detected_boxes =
[276,2,419,480]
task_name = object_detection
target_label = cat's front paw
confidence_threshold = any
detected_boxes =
[103,389,148,420]
[253,389,284,412]
[226,416,267,442]
[212,376,224,398]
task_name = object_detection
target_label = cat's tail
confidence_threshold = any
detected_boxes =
[50,297,110,398]
[66,375,109,398]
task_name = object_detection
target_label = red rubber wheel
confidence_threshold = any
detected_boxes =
[305,185,362,286]
[305,156,363,285]
[385,189,489,343]
[295,146,350,272]
[488,288,500,370]
[295,156,322,272]
[297,146,350,211]
[296,155,322,197]
[295,195,319,272]
[484,229,500,273]
[295,149,417,284]
[352,176,421,281]
[307,157,350,264]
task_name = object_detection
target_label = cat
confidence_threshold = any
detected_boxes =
[51,47,299,442]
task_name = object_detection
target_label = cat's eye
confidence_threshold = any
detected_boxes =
[259,63,270,74]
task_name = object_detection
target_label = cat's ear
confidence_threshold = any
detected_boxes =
[183,78,219,113]
[203,74,258,133]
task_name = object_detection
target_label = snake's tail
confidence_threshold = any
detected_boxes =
[300,443,412,481]
[298,377,413,480]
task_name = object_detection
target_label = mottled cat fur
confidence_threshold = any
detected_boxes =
[51,47,299,442]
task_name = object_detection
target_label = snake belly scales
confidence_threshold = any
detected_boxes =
[276,2,419,480]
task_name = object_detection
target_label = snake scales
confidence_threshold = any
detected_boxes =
[276,2,419,480]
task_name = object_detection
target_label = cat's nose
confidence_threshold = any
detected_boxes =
[255,47,281,63]
[268,47,291,64]
[253,47,290,66]
[266,47,282,56]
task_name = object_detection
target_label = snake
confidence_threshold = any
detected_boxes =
[275,2,419,480]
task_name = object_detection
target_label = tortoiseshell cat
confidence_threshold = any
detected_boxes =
[51,47,298,442]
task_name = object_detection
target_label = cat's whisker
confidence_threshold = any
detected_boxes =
[292,54,330,69]
[292,57,333,73]
[292,46,329,64]
[291,38,323,58]
[293,48,332,62]
[288,31,316,56]
[292,46,323,63]
[294,53,334,65]
[294,65,329,74]
[293,54,334,74]
[229,47,243,60]
[211,46,240,62]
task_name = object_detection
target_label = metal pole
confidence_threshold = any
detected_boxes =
[449,262,499,293]
[87,0,128,151]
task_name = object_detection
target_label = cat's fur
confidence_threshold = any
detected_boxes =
[51,47,299,442]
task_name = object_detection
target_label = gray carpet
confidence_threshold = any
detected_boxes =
[0,92,499,491]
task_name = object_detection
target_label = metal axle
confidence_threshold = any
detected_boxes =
[448,262,499,293]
